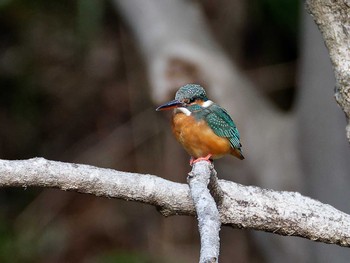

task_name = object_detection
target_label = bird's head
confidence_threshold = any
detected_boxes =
[156,84,209,113]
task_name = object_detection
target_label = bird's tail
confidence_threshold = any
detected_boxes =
[231,148,245,160]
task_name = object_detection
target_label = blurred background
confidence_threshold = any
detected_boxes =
[0,0,349,262]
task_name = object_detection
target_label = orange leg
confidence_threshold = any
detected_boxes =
[190,154,213,166]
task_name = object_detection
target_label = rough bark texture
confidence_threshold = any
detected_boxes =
[188,162,221,263]
[220,181,350,246]
[297,9,350,262]
[306,0,350,142]
[1,158,350,248]
[0,158,194,216]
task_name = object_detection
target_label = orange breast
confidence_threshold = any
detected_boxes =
[172,113,231,159]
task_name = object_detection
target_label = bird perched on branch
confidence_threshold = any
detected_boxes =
[156,84,244,165]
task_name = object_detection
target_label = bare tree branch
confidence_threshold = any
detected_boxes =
[188,162,221,263]
[1,158,350,247]
[306,0,350,142]
[0,158,194,216]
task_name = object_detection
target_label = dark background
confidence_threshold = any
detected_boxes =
[0,1,349,262]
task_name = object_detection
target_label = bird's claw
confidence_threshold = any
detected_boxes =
[190,154,213,166]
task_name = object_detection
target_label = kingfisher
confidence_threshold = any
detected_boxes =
[156,84,244,165]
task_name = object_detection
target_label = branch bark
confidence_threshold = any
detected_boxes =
[188,162,221,263]
[1,158,350,247]
[306,0,350,142]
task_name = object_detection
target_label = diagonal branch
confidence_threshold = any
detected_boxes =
[306,0,350,142]
[0,158,350,247]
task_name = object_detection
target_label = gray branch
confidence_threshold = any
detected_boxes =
[188,162,221,263]
[306,0,350,142]
[0,158,194,216]
[1,158,350,248]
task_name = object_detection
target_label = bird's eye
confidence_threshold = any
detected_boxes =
[183,98,196,104]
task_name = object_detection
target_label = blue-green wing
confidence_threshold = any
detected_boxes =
[205,104,241,149]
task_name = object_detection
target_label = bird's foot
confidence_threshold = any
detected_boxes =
[190,154,213,166]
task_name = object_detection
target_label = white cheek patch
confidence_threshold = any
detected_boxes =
[202,100,214,108]
[176,107,192,116]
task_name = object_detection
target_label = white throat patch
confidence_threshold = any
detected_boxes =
[176,107,191,116]
[202,100,214,108]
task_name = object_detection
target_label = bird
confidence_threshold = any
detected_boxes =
[156,84,244,165]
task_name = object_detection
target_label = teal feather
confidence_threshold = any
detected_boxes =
[193,104,242,149]
[157,83,244,160]
[175,84,207,102]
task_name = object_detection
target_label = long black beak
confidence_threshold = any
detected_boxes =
[156,99,184,111]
